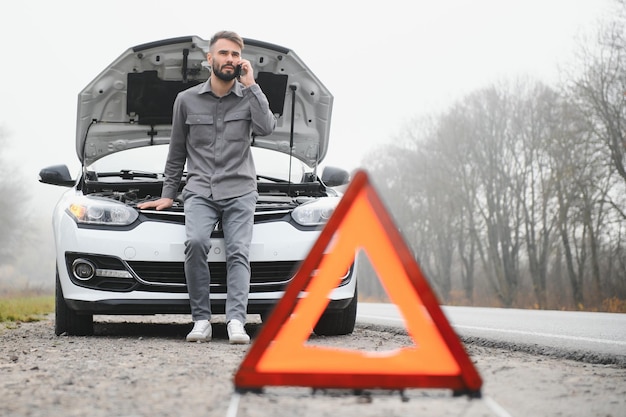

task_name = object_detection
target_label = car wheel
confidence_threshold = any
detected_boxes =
[313,286,358,336]
[259,310,272,324]
[55,268,94,336]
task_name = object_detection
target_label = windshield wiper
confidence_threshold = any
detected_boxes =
[257,174,289,183]
[95,170,160,180]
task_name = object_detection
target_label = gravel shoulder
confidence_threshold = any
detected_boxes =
[1,314,625,417]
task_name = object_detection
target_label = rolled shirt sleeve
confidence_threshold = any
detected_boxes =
[161,94,188,200]
[244,83,277,137]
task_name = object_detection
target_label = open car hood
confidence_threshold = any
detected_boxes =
[76,35,333,168]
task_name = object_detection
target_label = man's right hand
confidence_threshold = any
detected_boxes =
[137,198,174,211]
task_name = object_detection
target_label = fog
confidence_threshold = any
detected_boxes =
[0,0,614,292]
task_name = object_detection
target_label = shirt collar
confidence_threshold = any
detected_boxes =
[199,76,244,98]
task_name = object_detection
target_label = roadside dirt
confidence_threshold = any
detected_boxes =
[1,314,625,417]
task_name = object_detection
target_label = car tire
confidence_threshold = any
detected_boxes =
[55,268,94,336]
[259,310,272,324]
[313,286,358,336]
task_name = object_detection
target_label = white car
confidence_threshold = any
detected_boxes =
[39,35,357,337]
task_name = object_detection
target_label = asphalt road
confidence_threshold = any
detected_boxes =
[2,312,625,417]
[356,302,626,364]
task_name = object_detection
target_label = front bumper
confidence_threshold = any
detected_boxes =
[55,211,357,314]
[64,296,355,316]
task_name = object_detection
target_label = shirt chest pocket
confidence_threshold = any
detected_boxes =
[224,111,251,141]
[186,114,215,145]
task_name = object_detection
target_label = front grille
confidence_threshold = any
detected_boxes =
[127,261,300,293]
[64,253,354,294]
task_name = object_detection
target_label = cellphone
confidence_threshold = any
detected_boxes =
[234,64,242,77]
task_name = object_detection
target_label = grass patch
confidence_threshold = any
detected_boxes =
[0,295,54,323]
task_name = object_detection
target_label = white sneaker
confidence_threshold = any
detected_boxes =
[227,319,250,344]
[186,319,212,342]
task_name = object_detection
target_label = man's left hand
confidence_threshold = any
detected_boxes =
[238,59,255,87]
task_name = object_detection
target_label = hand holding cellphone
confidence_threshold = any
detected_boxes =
[235,61,254,86]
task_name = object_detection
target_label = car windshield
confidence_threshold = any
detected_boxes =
[86,145,307,183]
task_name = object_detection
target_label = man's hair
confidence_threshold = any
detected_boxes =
[209,31,244,50]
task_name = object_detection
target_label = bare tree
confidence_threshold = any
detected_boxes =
[0,128,32,269]
[510,80,561,308]
[547,99,611,307]
[430,107,480,303]
[570,0,626,191]
[460,86,524,307]
[360,143,422,300]
[358,4,626,309]
[554,0,626,305]
[363,118,463,303]
[409,146,457,302]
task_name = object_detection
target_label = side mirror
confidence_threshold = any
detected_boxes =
[321,166,350,187]
[39,165,75,187]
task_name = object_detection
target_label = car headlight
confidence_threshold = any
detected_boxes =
[291,197,339,226]
[67,197,138,226]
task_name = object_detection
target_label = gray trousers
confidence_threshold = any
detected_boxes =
[182,189,257,323]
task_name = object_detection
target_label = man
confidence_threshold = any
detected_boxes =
[137,31,276,344]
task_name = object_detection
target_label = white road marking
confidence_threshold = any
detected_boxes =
[484,395,515,417]
[454,324,626,346]
[226,392,241,417]
[357,314,405,323]
[357,314,626,346]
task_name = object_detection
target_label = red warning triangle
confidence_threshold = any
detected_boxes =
[234,169,482,395]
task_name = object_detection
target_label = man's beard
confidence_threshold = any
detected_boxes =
[213,65,237,82]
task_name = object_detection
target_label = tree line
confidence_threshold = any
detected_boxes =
[357,1,626,312]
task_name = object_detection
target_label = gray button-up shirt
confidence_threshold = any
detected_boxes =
[161,78,276,201]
